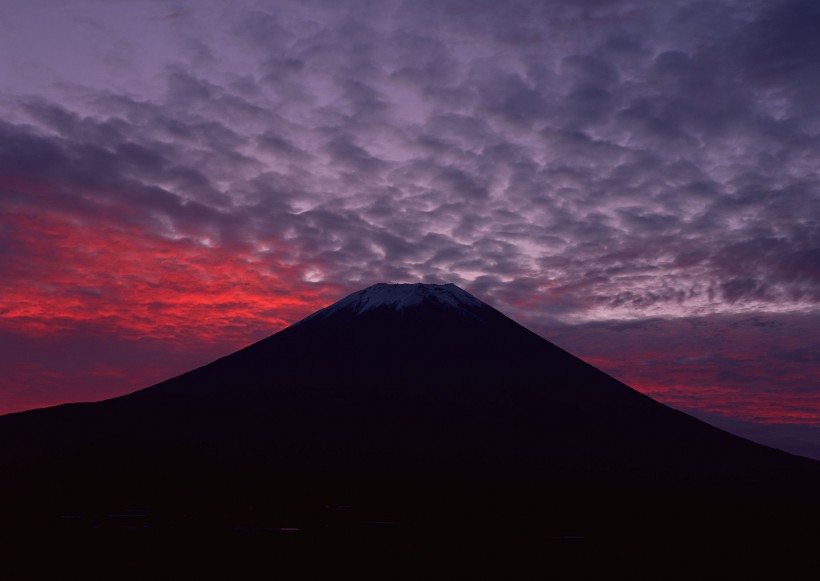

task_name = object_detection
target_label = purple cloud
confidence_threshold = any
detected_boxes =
[0,0,818,457]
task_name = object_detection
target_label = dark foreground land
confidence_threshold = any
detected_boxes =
[9,526,811,580]
[3,481,819,580]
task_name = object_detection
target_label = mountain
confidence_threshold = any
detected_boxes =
[2,283,819,577]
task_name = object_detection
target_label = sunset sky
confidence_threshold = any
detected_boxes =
[1,0,818,459]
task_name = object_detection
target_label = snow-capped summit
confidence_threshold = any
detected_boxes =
[299,282,488,323]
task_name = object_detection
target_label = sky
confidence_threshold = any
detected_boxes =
[0,0,818,459]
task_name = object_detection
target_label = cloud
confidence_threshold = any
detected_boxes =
[3,1,820,324]
[539,311,820,426]
[1,0,819,447]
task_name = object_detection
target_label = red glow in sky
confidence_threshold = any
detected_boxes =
[1,188,335,341]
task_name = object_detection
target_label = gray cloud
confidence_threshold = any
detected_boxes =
[1,0,819,322]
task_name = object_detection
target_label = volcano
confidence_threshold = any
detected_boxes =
[2,283,819,577]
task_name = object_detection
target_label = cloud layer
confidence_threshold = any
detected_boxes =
[0,1,818,455]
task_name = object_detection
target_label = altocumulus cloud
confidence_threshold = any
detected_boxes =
[2,0,819,319]
[0,0,818,456]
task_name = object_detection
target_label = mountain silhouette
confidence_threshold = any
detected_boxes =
[2,283,819,577]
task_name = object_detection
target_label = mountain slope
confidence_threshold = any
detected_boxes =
[2,282,816,483]
[1,283,819,577]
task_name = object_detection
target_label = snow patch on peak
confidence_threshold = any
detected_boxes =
[297,283,487,324]
[343,283,485,313]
